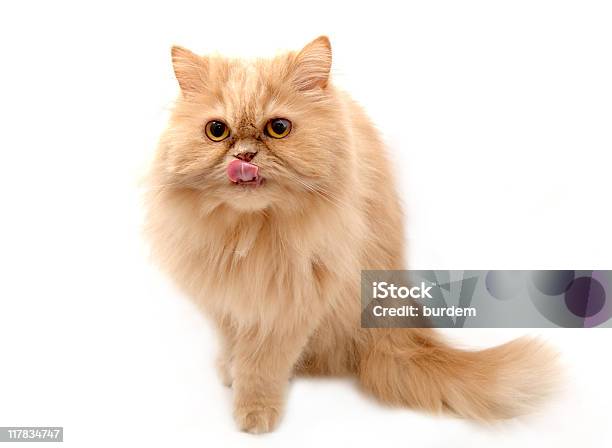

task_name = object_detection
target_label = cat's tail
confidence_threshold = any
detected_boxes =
[357,328,560,420]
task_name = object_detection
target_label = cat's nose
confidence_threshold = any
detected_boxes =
[233,151,258,162]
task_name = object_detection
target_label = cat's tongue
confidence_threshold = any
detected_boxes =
[227,159,259,183]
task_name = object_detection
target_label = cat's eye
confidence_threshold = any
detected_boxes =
[265,118,292,139]
[205,120,230,141]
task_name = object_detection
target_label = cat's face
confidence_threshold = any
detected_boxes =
[159,37,351,213]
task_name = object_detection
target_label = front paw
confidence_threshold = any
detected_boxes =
[234,401,281,434]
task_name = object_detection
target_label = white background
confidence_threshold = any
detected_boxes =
[0,1,611,447]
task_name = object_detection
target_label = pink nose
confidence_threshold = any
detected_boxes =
[227,159,259,183]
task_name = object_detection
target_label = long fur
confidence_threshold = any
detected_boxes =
[145,36,559,433]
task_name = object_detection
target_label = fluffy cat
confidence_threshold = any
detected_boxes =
[145,36,558,433]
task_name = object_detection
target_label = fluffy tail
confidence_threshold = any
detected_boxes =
[358,328,560,420]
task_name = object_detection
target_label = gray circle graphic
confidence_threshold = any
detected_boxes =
[485,270,523,300]
[532,270,575,296]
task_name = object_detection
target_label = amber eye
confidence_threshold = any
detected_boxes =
[205,120,230,141]
[265,118,291,139]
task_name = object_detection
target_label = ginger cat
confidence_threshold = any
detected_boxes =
[146,36,558,433]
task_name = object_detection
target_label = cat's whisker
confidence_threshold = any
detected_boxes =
[289,176,355,211]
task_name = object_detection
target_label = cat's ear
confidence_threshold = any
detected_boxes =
[291,36,332,91]
[171,46,208,94]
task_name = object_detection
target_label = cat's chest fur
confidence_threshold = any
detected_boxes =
[148,187,366,326]
[200,216,338,324]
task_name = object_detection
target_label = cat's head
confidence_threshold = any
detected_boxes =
[156,37,353,213]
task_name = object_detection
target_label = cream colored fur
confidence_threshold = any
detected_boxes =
[145,36,558,433]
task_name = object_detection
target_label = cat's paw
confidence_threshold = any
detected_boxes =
[234,403,281,434]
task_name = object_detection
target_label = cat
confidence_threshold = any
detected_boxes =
[145,36,558,434]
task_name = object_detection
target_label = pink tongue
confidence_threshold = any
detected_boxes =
[227,159,259,183]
